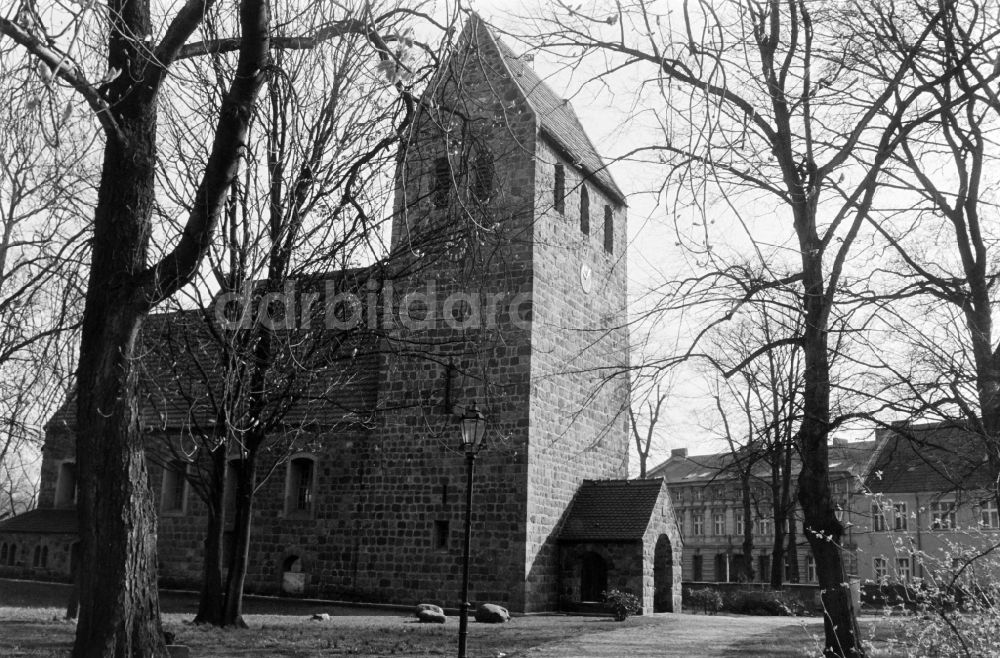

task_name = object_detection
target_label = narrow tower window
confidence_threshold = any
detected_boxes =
[554,163,565,213]
[433,157,450,207]
[580,185,590,234]
[603,205,613,254]
[470,148,494,201]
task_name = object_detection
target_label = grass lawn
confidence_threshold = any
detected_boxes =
[0,579,910,657]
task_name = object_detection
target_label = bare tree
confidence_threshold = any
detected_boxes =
[525,1,980,653]
[1,1,431,653]
[629,378,670,478]
[0,28,91,522]
[708,300,803,587]
[861,1,1000,506]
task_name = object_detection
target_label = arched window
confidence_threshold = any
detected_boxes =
[284,455,317,517]
[1,543,7,563]
[55,461,77,508]
[33,545,41,568]
[554,163,565,213]
[41,546,48,568]
[160,460,189,513]
[580,186,590,234]
[7,544,16,566]
[603,205,613,254]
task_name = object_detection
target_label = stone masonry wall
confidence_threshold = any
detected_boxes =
[369,17,539,611]
[525,138,630,611]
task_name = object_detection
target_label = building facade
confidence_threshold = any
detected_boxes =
[650,440,876,585]
[653,422,1000,588]
[0,15,681,614]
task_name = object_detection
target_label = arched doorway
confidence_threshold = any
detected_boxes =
[580,552,607,602]
[654,534,674,612]
[281,555,305,594]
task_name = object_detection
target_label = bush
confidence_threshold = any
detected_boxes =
[688,587,723,615]
[603,589,641,621]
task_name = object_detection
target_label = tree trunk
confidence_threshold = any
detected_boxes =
[740,472,755,581]
[72,107,167,657]
[797,313,864,657]
[194,449,227,625]
[785,519,800,584]
[770,456,786,589]
[222,453,257,628]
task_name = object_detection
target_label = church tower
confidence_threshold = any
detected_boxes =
[373,14,631,612]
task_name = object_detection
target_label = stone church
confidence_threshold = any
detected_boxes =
[0,15,681,614]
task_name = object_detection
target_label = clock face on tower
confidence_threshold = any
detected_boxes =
[580,263,593,294]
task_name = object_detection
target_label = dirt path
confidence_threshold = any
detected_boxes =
[515,613,823,657]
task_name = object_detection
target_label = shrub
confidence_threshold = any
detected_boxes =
[603,589,641,621]
[688,587,723,615]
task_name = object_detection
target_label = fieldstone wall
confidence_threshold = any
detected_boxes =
[525,137,630,611]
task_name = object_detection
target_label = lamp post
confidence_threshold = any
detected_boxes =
[457,401,486,658]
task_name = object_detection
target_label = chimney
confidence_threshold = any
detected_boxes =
[671,447,688,459]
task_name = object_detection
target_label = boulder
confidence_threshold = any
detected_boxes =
[415,603,444,618]
[475,603,510,624]
[311,613,331,621]
[417,609,447,624]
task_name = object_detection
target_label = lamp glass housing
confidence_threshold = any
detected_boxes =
[459,402,486,450]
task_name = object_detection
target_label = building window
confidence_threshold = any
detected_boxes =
[0,543,6,563]
[554,163,565,213]
[580,185,590,234]
[6,544,16,566]
[433,156,450,207]
[694,487,703,501]
[692,512,704,536]
[692,554,703,581]
[160,460,188,513]
[284,455,316,516]
[873,556,889,583]
[981,499,999,528]
[32,545,47,568]
[470,147,494,201]
[805,555,817,582]
[55,461,77,508]
[872,501,887,532]
[735,512,745,536]
[893,502,908,531]
[896,557,911,581]
[758,554,770,582]
[756,510,773,536]
[603,206,613,253]
[713,510,726,536]
[433,520,450,550]
[930,500,956,530]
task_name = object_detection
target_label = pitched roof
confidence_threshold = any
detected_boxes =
[559,479,665,541]
[466,15,626,205]
[48,273,383,434]
[648,440,877,484]
[866,422,995,494]
[0,508,78,534]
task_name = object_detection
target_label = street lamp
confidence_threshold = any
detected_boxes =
[457,401,486,658]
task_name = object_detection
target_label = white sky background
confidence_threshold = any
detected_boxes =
[472,0,758,463]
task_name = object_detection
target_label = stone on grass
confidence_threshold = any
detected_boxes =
[417,608,447,624]
[311,613,330,621]
[475,603,510,623]
[415,603,444,618]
